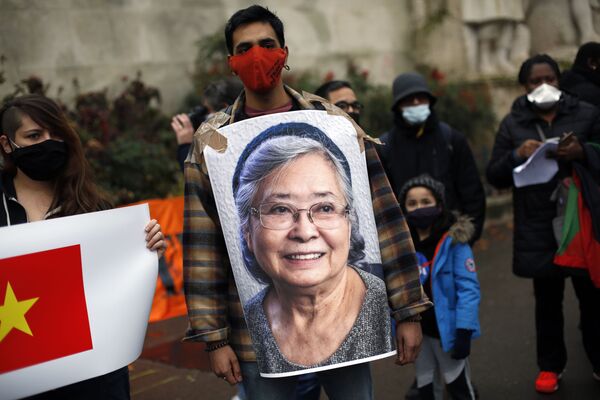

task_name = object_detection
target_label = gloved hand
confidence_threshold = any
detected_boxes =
[451,329,473,360]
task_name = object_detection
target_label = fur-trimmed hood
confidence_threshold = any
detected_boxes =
[447,213,475,245]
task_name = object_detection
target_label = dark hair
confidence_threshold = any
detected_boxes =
[0,94,111,216]
[225,5,285,55]
[203,78,243,111]
[398,174,445,209]
[518,54,561,85]
[573,41,600,69]
[314,80,353,100]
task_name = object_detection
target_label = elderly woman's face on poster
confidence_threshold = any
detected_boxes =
[245,152,351,289]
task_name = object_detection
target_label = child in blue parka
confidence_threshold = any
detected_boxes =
[399,174,481,400]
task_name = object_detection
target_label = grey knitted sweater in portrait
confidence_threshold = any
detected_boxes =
[243,266,394,375]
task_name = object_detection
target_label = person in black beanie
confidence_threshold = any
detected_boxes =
[560,42,600,108]
[377,72,485,245]
[399,174,481,400]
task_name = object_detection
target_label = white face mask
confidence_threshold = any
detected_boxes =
[527,83,562,110]
[401,104,431,125]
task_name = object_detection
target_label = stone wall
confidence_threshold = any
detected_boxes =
[2,0,598,113]
[0,0,414,112]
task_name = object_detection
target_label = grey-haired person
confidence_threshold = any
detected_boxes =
[233,124,393,378]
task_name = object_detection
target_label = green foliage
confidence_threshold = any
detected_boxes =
[422,68,497,145]
[410,67,497,173]
[73,73,180,205]
[89,129,179,204]
[191,29,230,102]
[345,61,393,136]
[1,69,180,206]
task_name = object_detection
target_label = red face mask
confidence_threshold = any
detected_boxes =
[228,46,287,93]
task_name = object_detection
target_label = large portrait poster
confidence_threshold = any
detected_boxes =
[204,110,395,377]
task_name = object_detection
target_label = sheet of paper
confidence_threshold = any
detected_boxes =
[513,138,560,188]
[0,204,157,400]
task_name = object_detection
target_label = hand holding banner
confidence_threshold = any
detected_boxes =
[0,204,157,400]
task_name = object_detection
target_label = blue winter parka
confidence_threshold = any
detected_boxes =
[430,219,481,352]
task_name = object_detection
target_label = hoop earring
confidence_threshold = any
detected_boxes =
[284,65,290,71]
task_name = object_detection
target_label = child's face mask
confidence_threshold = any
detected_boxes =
[406,206,442,229]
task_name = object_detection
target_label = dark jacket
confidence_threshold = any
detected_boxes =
[0,172,27,226]
[486,93,600,278]
[560,68,600,108]
[377,113,486,243]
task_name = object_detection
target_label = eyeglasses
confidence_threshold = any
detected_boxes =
[251,202,350,230]
[334,101,363,112]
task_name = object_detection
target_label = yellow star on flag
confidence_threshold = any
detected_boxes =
[0,282,39,342]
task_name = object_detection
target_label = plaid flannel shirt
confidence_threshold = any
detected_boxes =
[182,86,431,361]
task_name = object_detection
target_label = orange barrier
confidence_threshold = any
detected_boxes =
[129,197,187,322]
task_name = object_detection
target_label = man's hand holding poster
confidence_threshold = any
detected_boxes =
[203,110,396,377]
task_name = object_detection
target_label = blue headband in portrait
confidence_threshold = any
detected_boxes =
[232,122,352,198]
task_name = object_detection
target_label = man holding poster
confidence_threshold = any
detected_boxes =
[182,5,431,399]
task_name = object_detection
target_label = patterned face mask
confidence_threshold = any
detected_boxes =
[228,46,287,93]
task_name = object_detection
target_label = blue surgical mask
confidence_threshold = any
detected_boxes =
[401,104,431,125]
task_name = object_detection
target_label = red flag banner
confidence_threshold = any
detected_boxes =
[0,245,93,374]
[0,205,156,399]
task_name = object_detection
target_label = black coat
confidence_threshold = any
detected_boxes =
[0,172,27,226]
[560,68,600,108]
[486,93,600,278]
[377,113,486,243]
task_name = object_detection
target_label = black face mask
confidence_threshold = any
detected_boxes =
[406,206,442,230]
[348,112,361,125]
[10,139,68,181]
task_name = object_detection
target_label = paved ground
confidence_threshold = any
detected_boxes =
[130,222,600,399]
